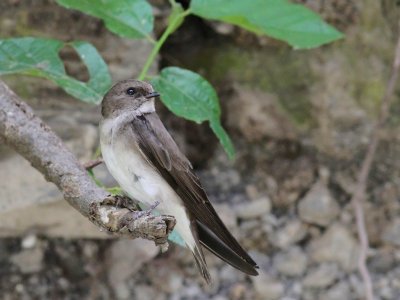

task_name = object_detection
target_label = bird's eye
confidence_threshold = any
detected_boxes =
[126,87,136,96]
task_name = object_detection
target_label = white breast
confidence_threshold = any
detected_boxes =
[100,118,162,204]
[99,117,196,249]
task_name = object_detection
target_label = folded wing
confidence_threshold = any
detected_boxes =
[130,113,258,275]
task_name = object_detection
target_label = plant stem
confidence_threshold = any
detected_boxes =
[350,22,400,300]
[138,9,191,80]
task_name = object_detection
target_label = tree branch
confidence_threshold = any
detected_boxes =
[0,79,175,250]
[351,23,400,300]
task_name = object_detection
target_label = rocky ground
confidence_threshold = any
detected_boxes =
[1,0,400,299]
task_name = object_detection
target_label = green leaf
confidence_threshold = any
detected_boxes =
[56,0,154,41]
[209,121,234,159]
[0,37,111,104]
[191,0,343,49]
[151,67,235,159]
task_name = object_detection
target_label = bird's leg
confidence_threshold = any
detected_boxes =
[102,198,173,249]
[134,200,160,219]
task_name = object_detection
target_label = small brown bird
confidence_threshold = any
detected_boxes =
[99,79,258,282]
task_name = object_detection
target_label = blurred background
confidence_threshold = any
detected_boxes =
[1,0,400,299]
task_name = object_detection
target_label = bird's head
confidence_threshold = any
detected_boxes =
[101,79,159,118]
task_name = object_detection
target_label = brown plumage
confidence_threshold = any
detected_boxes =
[100,80,258,283]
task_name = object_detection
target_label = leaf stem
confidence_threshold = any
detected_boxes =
[138,8,191,80]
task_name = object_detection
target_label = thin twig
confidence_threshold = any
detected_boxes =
[83,158,104,170]
[351,24,400,300]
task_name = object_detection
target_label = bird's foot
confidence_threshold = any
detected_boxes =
[102,195,140,211]
[117,201,174,251]
[135,201,160,218]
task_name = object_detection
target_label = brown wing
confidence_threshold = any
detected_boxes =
[131,113,257,272]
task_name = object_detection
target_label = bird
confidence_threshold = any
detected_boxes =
[99,79,258,283]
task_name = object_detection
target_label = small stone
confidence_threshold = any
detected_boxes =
[377,277,394,299]
[134,284,165,300]
[301,290,319,300]
[245,184,260,200]
[252,273,284,300]
[323,281,351,300]
[214,204,237,229]
[303,263,340,288]
[265,176,278,196]
[148,264,186,294]
[11,247,43,274]
[349,274,365,299]
[298,182,340,226]
[383,218,400,246]
[309,223,358,272]
[209,21,235,35]
[212,296,228,300]
[240,219,260,232]
[220,265,241,283]
[108,239,158,290]
[216,169,241,192]
[57,278,69,290]
[235,197,271,219]
[290,281,303,297]
[15,283,24,293]
[247,251,270,271]
[21,234,37,249]
[270,219,308,249]
[181,284,203,298]
[395,250,400,261]
[165,275,183,294]
[273,246,308,276]
[369,248,396,273]
[113,282,131,300]
[229,283,247,300]
[392,274,400,290]
[82,241,98,259]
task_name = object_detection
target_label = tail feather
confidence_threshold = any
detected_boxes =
[189,215,211,283]
[197,221,259,276]
[192,245,211,284]
[187,214,258,283]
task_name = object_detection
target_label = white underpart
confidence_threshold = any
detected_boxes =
[137,100,155,115]
[100,112,196,251]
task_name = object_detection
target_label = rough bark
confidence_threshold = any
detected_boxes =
[0,80,175,249]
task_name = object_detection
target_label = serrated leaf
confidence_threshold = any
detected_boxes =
[191,0,343,49]
[0,37,111,104]
[151,67,235,159]
[56,0,154,40]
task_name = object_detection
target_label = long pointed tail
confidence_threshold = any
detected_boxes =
[197,222,259,276]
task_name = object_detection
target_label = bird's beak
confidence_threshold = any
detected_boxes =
[145,92,160,99]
